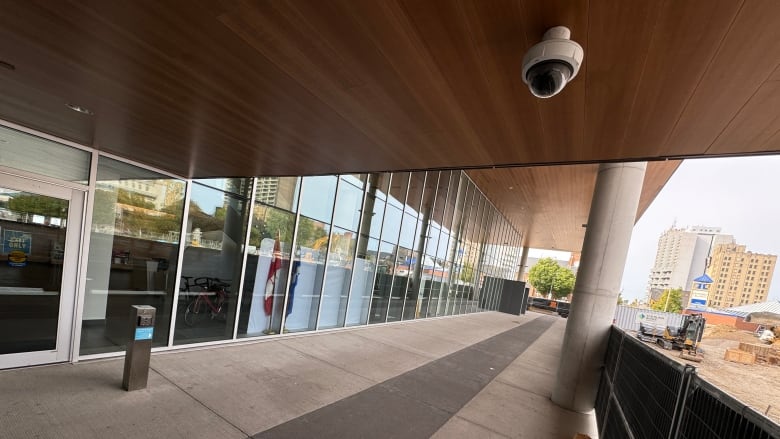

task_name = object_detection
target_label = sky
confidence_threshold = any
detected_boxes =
[620,156,780,302]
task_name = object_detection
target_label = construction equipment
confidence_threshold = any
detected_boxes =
[638,313,706,362]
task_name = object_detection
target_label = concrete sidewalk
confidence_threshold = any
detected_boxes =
[0,312,597,439]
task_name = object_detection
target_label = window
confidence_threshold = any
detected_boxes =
[81,157,185,354]
[173,180,251,345]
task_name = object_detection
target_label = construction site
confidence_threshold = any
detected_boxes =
[639,317,780,424]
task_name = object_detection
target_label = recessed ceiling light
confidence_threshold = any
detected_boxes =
[66,103,94,115]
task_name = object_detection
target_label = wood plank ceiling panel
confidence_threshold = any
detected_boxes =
[519,0,588,162]
[663,0,780,157]
[469,160,680,251]
[583,0,660,159]
[708,81,780,155]
[0,0,386,177]
[378,0,544,165]
[0,1,772,253]
[619,1,742,159]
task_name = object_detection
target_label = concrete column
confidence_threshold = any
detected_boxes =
[518,246,530,281]
[551,162,647,412]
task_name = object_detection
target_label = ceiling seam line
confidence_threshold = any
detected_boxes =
[702,57,780,155]
[619,0,665,154]
[659,0,746,153]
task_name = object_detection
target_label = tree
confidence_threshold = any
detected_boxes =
[528,257,576,299]
[651,288,683,313]
[552,267,576,298]
[8,194,68,218]
[459,261,475,283]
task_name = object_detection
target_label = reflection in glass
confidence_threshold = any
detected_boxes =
[347,235,378,326]
[0,190,68,354]
[369,240,395,324]
[299,176,337,223]
[287,216,330,332]
[332,175,364,232]
[318,227,357,329]
[81,158,185,354]
[0,125,91,184]
[388,246,411,322]
[238,201,296,338]
[255,177,300,212]
[174,181,250,344]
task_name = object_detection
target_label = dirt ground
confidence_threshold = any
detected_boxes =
[643,325,780,424]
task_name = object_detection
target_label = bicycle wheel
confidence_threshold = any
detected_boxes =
[184,298,206,326]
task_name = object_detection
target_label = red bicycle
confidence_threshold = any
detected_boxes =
[183,278,230,326]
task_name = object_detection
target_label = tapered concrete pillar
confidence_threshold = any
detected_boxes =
[551,162,647,412]
[518,246,530,281]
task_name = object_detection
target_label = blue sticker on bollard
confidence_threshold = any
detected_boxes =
[135,327,154,340]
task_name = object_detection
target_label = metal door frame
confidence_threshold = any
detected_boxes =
[0,172,85,369]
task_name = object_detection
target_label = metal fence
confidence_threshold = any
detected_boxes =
[596,326,780,439]
[613,305,685,332]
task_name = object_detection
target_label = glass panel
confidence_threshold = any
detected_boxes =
[399,212,416,248]
[286,216,329,332]
[299,176,337,223]
[81,157,185,354]
[387,172,408,209]
[194,178,252,197]
[346,235,377,326]
[0,125,90,183]
[0,189,68,354]
[237,204,295,337]
[373,173,391,201]
[388,246,411,322]
[364,173,388,239]
[416,172,440,319]
[369,240,395,324]
[255,177,300,212]
[332,175,364,232]
[405,172,425,215]
[318,226,357,329]
[381,205,402,243]
[174,181,250,344]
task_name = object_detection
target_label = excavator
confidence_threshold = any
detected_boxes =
[638,313,706,362]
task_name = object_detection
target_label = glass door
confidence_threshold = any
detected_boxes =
[0,173,83,368]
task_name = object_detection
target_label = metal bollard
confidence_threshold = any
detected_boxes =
[122,305,156,391]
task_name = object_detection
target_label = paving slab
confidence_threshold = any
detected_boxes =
[254,317,557,438]
[150,340,375,434]
[0,312,592,439]
[0,360,244,439]
[279,330,434,382]
[431,415,512,439]
[452,379,597,439]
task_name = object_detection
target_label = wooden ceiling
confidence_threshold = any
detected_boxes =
[0,1,777,251]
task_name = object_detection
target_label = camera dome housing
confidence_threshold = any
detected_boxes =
[522,26,584,98]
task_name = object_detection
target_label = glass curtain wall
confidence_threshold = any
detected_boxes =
[422,172,445,318]
[81,157,185,355]
[76,164,523,355]
[282,175,338,332]
[401,172,426,321]
[438,171,463,316]
[349,173,390,327]
[318,174,364,329]
[384,173,408,323]
[238,177,300,337]
[173,179,251,344]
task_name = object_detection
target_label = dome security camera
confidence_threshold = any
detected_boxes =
[522,26,584,98]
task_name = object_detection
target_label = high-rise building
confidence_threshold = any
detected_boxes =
[647,226,734,301]
[706,243,777,308]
